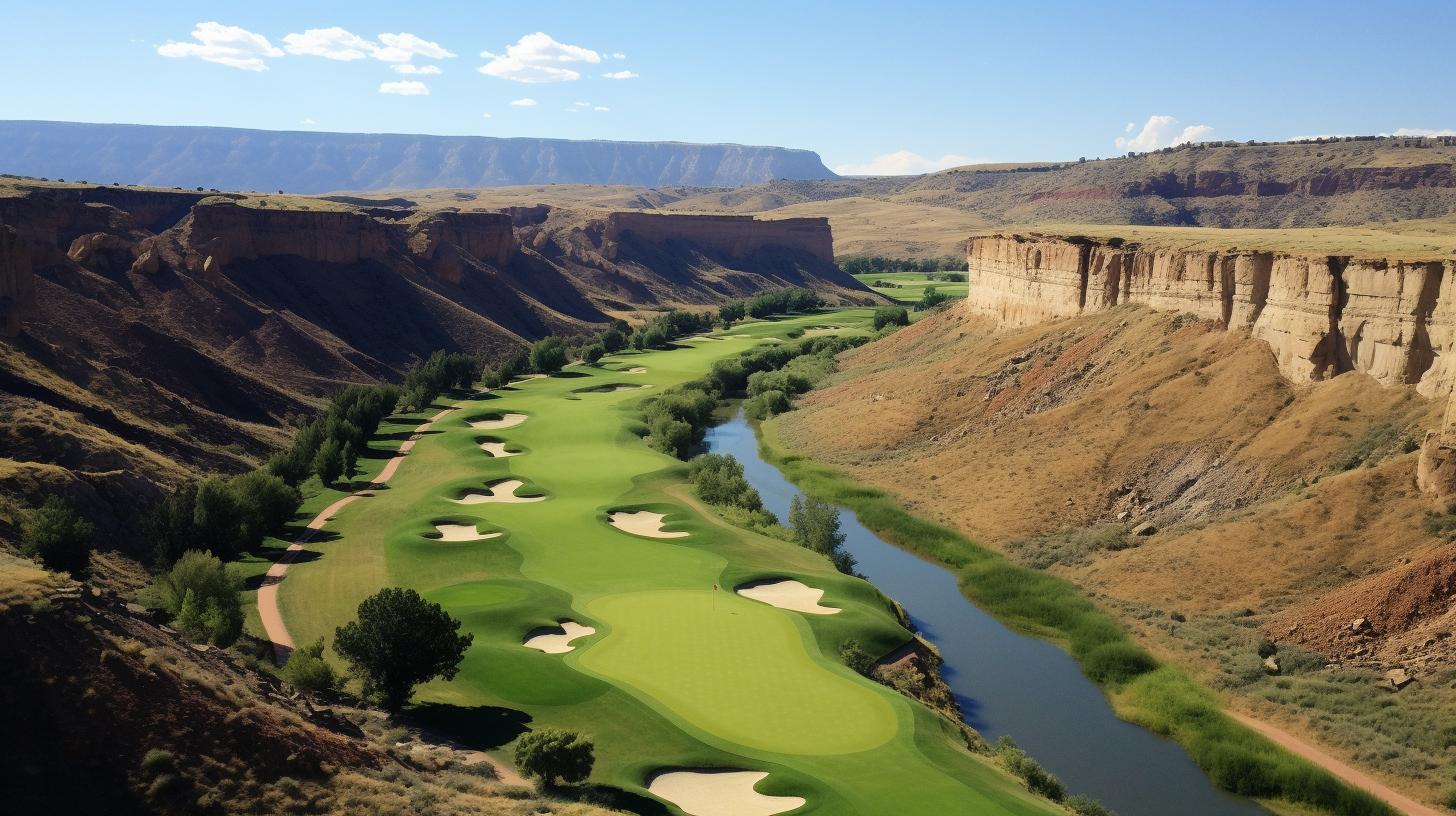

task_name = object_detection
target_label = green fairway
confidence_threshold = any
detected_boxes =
[852,271,968,303]
[262,309,1061,815]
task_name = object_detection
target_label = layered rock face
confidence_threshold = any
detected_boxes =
[0,224,37,336]
[406,211,515,282]
[605,212,834,264]
[174,201,395,273]
[965,234,1456,493]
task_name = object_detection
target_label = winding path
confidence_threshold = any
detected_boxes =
[1226,711,1440,816]
[258,408,456,665]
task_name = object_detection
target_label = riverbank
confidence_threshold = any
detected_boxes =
[755,418,1394,816]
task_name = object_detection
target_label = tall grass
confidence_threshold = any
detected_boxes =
[758,428,1394,816]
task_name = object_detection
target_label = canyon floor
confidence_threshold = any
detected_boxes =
[772,305,1456,807]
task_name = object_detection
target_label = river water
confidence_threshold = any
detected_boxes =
[704,410,1266,816]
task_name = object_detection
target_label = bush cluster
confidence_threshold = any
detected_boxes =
[839,256,968,275]
[267,384,402,487]
[148,470,302,566]
[995,736,1066,802]
[402,351,480,410]
[20,496,94,577]
[142,550,244,646]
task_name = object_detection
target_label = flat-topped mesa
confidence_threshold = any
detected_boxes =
[177,199,395,274]
[604,212,835,265]
[965,233,1456,494]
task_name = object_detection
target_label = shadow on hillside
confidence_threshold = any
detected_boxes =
[409,703,531,750]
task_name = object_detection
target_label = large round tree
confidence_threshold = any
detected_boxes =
[333,587,473,711]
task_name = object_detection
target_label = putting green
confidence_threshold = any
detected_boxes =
[255,309,1062,815]
[580,589,897,755]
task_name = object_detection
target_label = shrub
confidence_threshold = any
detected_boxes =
[1066,794,1116,816]
[529,337,567,373]
[872,305,910,330]
[688,453,764,511]
[333,587,473,710]
[917,287,953,310]
[514,729,595,787]
[582,343,605,365]
[1079,642,1158,685]
[839,639,876,676]
[995,736,1065,801]
[745,389,791,420]
[20,496,94,577]
[144,551,243,646]
[281,638,339,693]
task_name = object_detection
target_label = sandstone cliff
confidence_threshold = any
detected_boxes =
[965,233,1456,494]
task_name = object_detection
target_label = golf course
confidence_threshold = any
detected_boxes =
[242,310,1062,815]
[850,272,969,304]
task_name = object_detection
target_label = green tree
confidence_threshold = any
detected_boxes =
[582,343,605,365]
[333,587,473,711]
[918,286,952,311]
[600,328,627,353]
[20,496,93,577]
[718,301,747,327]
[873,305,910,330]
[228,469,302,551]
[144,551,243,646]
[514,729,595,787]
[280,638,339,693]
[646,415,695,458]
[839,639,876,676]
[313,437,345,486]
[194,477,245,560]
[529,336,567,373]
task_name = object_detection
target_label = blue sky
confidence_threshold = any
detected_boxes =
[2,1,1452,174]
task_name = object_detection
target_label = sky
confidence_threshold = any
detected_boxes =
[2,1,1453,175]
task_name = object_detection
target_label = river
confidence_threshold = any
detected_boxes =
[704,410,1267,816]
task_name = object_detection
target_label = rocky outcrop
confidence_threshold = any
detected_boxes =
[406,211,515,283]
[0,224,37,336]
[605,212,835,264]
[168,200,395,274]
[966,234,1456,495]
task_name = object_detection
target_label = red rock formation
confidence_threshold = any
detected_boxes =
[405,211,515,283]
[0,224,37,336]
[604,212,834,264]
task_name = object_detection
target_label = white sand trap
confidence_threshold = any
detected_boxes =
[648,770,805,816]
[685,336,724,342]
[625,367,647,374]
[736,580,840,615]
[523,620,596,654]
[586,383,651,393]
[608,510,688,539]
[468,412,528,430]
[432,523,503,542]
[479,441,521,458]
[452,480,546,504]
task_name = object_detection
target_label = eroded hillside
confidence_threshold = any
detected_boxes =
[774,231,1456,805]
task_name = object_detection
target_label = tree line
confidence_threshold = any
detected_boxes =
[840,256,968,275]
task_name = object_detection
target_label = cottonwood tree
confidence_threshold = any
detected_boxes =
[789,495,856,574]
[144,550,244,646]
[514,729,595,787]
[333,587,473,711]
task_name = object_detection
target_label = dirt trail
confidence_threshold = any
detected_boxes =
[258,408,456,664]
[1226,711,1441,816]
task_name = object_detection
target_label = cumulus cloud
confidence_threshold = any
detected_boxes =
[833,150,973,176]
[379,80,429,96]
[602,70,638,80]
[594,106,610,112]
[1115,115,1213,151]
[481,113,493,119]
[157,21,283,71]
[509,97,537,107]
[373,32,455,63]
[610,52,627,59]
[392,63,441,75]
[478,32,601,83]
[282,27,375,60]
[1394,127,1456,137]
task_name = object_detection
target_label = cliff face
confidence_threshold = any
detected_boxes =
[0,120,837,193]
[605,212,835,264]
[172,201,395,273]
[0,224,37,336]
[965,234,1456,494]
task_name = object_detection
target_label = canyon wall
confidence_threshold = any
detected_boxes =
[605,212,835,264]
[965,233,1456,494]
[0,224,37,336]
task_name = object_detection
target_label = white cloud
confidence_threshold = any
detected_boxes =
[157,21,283,71]
[573,101,590,107]
[1394,127,1456,137]
[602,70,638,80]
[379,80,429,96]
[373,32,455,63]
[833,150,974,176]
[282,27,374,60]
[392,63,441,75]
[481,112,493,119]
[1115,115,1214,152]
[594,106,610,112]
[300,118,317,125]
[1124,122,1135,134]
[478,32,601,83]
[610,52,626,59]
[509,97,537,107]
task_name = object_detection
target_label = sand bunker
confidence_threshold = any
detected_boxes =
[581,383,650,393]
[478,441,521,458]
[736,579,840,615]
[608,510,688,539]
[468,413,528,430]
[432,523,503,542]
[452,480,546,504]
[647,770,805,816]
[685,336,724,342]
[523,620,596,654]
[625,367,647,374]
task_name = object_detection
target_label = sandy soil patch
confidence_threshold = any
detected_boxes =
[608,510,688,539]
[478,441,521,458]
[647,770,805,816]
[736,579,840,615]
[453,480,545,504]
[523,620,596,654]
[468,412,528,430]
[432,523,503,542]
